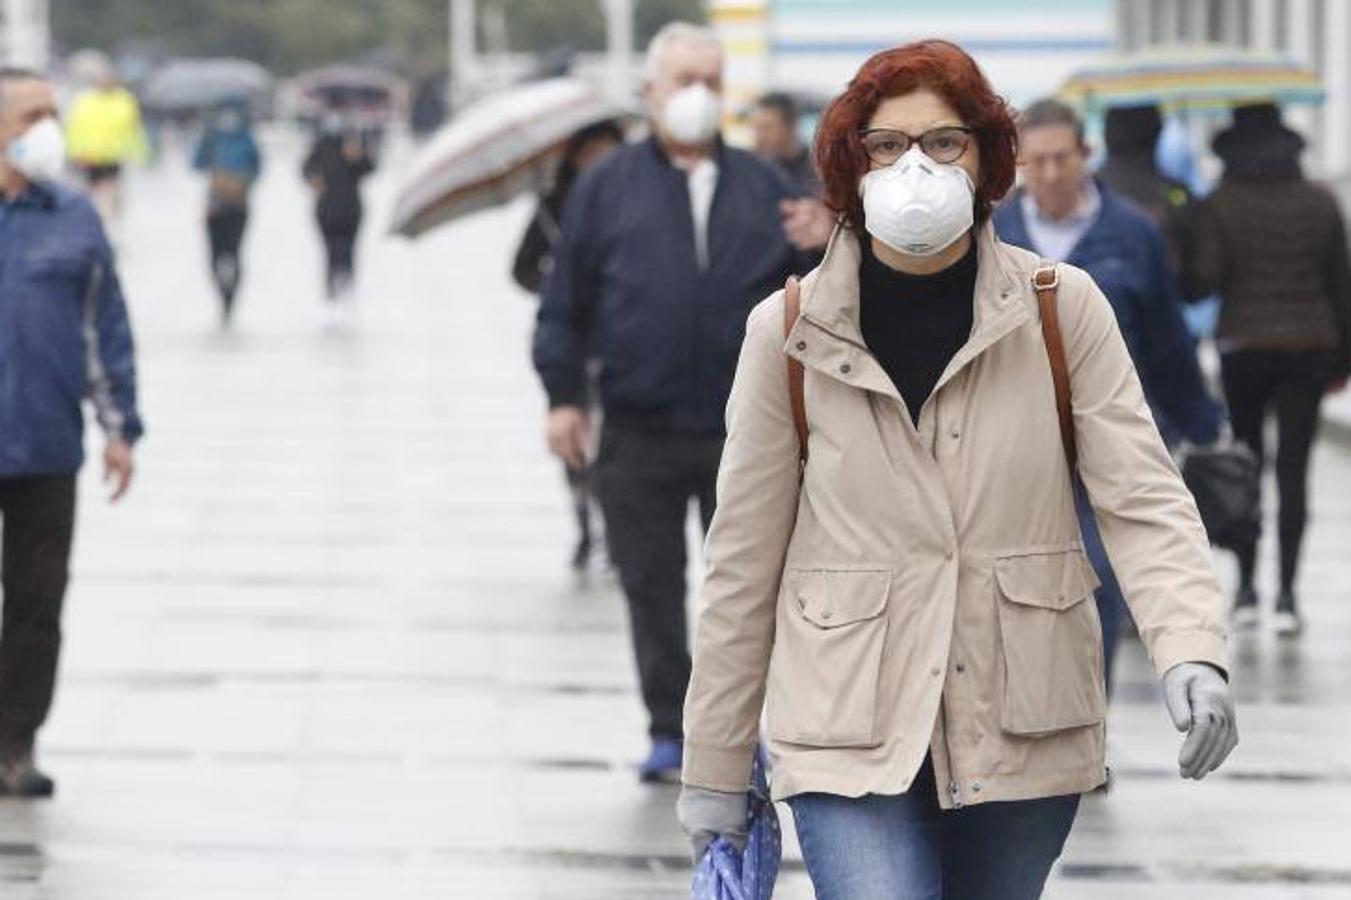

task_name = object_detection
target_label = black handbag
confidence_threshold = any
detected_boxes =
[1179,442,1261,551]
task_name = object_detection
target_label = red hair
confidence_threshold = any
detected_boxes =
[814,39,1018,231]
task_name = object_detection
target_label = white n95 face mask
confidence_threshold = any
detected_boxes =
[5,117,66,184]
[859,146,975,256]
[662,83,721,146]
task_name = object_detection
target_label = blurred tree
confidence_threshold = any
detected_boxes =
[51,0,705,75]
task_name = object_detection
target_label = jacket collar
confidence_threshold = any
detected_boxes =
[1002,180,1117,263]
[787,222,1030,406]
[644,133,728,170]
[3,181,58,210]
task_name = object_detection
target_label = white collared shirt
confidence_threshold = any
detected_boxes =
[688,158,719,270]
[1020,179,1101,262]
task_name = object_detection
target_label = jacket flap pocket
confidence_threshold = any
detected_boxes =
[24,254,88,280]
[995,551,1099,611]
[787,568,890,628]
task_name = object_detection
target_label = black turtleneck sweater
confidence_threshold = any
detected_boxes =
[858,239,977,425]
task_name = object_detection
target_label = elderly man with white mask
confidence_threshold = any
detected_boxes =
[533,23,814,783]
[0,67,143,797]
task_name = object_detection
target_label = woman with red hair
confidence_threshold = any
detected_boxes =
[676,41,1236,897]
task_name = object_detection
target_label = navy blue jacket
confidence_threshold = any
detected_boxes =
[994,183,1222,445]
[0,182,144,476]
[533,137,810,434]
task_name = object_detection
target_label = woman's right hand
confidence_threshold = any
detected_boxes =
[676,784,748,863]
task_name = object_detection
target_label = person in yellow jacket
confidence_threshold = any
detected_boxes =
[64,70,147,226]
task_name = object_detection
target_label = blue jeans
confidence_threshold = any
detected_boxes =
[1075,482,1124,693]
[788,759,1079,899]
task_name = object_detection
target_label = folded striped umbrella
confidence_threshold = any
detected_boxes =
[1059,44,1325,115]
[389,77,633,238]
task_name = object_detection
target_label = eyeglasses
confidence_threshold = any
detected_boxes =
[858,126,974,166]
[1020,149,1083,172]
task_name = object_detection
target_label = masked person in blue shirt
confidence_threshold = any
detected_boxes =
[994,99,1223,692]
[533,24,815,783]
[193,97,261,328]
[0,68,145,796]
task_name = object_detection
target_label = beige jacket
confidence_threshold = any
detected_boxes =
[682,223,1228,808]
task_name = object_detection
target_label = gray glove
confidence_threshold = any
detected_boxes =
[1162,662,1239,780]
[676,784,748,863]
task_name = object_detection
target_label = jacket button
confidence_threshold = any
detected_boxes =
[821,609,833,620]
[950,429,960,440]
[955,662,966,673]
[972,782,982,793]
[930,667,941,677]
[796,341,807,351]
[839,363,852,374]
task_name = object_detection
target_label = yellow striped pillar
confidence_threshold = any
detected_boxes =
[710,0,771,146]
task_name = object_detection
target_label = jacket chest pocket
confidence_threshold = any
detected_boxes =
[995,550,1107,736]
[21,254,90,304]
[766,567,890,748]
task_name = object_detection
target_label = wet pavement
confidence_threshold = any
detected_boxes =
[1,131,1350,899]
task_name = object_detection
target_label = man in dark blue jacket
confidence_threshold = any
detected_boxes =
[0,69,144,796]
[995,98,1222,692]
[533,24,811,782]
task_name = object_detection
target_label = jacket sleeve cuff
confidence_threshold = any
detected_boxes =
[119,414,145,445]
[547,390,585,410]
[1148,628,1229,680]
[681,742,755,793]
[544,376,586,410]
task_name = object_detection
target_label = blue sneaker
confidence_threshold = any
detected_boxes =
[638,738,683,784]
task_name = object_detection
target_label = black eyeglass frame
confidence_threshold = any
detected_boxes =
[856,126,976,165]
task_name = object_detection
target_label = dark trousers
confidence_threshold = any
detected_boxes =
[207,206,248,314]
[564,462,595,562]
[594,424,723,740]
[1220,349,1338,595]
[1075,483,1124,694]
[320,224,359,299]
[0,475,77,759]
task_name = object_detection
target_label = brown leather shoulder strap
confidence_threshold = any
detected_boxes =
[1033,264,1077,472]
[783,276,808,460]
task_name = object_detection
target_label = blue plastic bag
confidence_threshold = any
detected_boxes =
[691,748,781,900]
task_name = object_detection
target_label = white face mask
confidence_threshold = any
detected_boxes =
[661,83,721,146]
[859,146,975,256]
[5,117,66,184]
